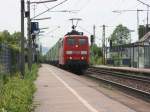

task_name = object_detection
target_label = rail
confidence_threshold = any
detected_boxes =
[85,67,150,102]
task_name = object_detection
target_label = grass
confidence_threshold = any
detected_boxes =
[0,64,38,112]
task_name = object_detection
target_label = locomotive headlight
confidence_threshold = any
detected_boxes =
[81,51,87,55]
[81,57,84,60]
[66,51,73,55]
[69,56,73,60]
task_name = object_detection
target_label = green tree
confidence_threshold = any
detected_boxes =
[90,44,103,65]
[109,24,131,66]
[138,25,146,40]
[10,32,21,50]
[110,24,130,46]
[0,32,5,43]
[92,44,102,57]
[0,31,21,50]
[0,30,11,43]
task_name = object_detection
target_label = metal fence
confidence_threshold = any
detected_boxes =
[0,44,20,74]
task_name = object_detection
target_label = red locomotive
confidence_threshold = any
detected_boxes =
[46,19,90,74]
[59,30,89,71]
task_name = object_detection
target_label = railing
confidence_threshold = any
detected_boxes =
[0,44,20,74]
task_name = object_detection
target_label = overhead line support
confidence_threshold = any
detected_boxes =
[137,0,150,32]
[27,0,32,71]
[20,0,25,77]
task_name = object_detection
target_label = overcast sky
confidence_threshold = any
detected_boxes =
[0,0,150,49]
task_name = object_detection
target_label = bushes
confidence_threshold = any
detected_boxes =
[0,64,38,112]
[90,45,103,65]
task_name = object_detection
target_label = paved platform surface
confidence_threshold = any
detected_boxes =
[34,64,136,112]
[94,65,150,74]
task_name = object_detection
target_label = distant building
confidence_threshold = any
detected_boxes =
[106,32,150,68]
[135,32,150,68]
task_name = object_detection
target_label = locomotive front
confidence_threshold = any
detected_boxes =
[62,34,90,72]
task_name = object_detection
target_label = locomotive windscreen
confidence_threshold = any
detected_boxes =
[79,39,87,45]
[67,38,76,45]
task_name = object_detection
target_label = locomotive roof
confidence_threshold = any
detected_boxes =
[65,30,83,36]
[65,35,88,38]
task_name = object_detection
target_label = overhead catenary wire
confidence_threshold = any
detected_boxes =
[78,0,91,13]
[69,0,91,14]
[46,26,60,34]
[32,0,69,19]
[137,0,150,31]
[78,25,101,46]
[137,0,150,7]
[39,0,80,14]
[78,26,92,35]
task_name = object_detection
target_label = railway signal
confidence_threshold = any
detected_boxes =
[90,35,95,46]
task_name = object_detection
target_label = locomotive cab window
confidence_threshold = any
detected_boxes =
[79,38,87,45]
[67,38,76,45]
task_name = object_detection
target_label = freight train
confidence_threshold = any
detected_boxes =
[46,28,90,74]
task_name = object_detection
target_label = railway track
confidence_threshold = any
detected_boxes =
[88,67,150,83]
[85,67,150,102]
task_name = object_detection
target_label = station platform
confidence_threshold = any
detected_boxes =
[34,64,137,112]
[94,65,150,75]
